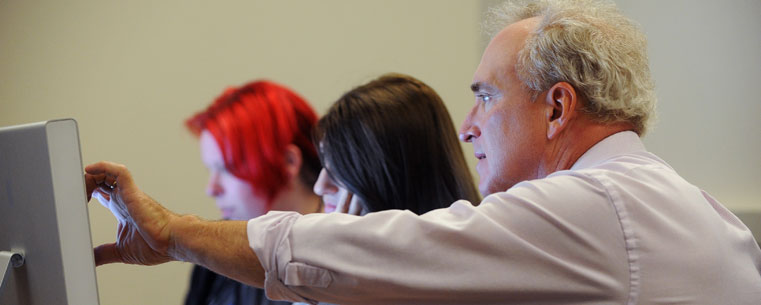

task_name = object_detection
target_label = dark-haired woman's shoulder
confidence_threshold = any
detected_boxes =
[185,264,292,305]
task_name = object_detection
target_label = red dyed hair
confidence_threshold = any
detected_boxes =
[186,80,320,207]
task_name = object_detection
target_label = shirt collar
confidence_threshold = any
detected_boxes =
[570,131,646,171]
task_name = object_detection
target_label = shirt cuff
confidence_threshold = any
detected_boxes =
[247,211,320,304]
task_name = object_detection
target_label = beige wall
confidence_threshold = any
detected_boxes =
[1,0,759,304]
[614,0,761,213]
[0,0,481,304]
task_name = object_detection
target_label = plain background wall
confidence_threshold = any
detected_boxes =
[0,1,481,304]
[0,0,758,304]
[615,0,761,213]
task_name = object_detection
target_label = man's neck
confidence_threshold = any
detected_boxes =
[539,120,635,178]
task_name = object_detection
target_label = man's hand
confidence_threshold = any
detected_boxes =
[85,161,174,266]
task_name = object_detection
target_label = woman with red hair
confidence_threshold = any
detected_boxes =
[184,80,322,305]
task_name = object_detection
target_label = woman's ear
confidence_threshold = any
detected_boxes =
[544,82,579,140]
[283,144,303,181]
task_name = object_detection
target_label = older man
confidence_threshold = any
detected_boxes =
[86,0,761,304]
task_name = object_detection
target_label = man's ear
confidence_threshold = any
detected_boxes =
[283,144,303,181]
[544,82,580,140]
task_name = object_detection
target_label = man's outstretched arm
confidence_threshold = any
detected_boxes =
[84,161,265,288]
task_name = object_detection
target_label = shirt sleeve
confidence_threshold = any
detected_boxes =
[248,173,632,304]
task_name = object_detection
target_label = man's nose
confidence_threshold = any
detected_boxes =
[459,108,480,143]
[313,168,337,196]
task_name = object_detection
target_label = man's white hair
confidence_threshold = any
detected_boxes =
[486,0,656,135]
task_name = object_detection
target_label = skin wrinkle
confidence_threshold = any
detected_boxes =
[462,17,635,195]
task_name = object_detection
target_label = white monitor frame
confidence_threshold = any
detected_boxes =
[0,119,100,305]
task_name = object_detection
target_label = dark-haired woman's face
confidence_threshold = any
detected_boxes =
[313,167,366,215]
[312,168,352,213]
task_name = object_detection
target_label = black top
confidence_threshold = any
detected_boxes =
[184,265,292,305]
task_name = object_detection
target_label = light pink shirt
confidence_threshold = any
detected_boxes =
[248,131,761,304]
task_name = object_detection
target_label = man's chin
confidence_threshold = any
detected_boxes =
[479,178,511,197]
[478,180,492,197]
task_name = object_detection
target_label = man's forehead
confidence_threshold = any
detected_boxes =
[491,17,539,59]
[472,17,540,89]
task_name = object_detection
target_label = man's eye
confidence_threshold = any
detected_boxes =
[479,95,492,102]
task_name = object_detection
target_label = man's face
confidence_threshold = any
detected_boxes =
[460,18,548,196]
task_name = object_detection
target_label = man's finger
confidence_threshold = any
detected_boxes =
[85,161,125,179]
[94,243,122,266]
[84,161,115,175]
[84,173,108,202]
[85,161,134,191]
[93,188,111,203]
[85,174,97,202]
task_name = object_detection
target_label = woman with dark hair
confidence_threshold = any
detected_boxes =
[313,73,480,215]
[184,80,322,305]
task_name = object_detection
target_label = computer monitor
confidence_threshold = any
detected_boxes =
[0,119,100,305]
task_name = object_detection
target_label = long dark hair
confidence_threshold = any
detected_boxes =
[315,73,480,214]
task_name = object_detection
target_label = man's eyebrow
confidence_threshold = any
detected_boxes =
[470,82,493,93]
